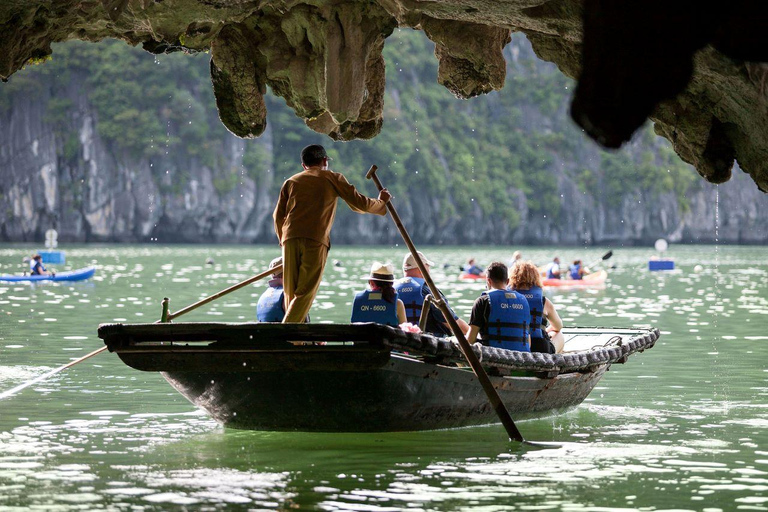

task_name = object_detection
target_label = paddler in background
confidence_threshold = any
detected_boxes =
[545,257,561,279]
[510,261,565,353]
[507,250,522,268]
[30,254,51,276]
[463,258,485,276]
[395,251,470,336]
[273,144,391,323]
[569,259,590,280]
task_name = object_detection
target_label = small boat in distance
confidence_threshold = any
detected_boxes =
[542,269,608,288]
[0,266,96,282]
[458,272,484,281]
[98,322,658,432]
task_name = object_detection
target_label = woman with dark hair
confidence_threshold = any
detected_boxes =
[351,262,407,327]
[510,261,565,353]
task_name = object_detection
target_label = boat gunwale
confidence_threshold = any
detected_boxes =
[98,322,659,375]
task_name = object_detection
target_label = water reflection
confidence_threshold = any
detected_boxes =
[0,245,767,510]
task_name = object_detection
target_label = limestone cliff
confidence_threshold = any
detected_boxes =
[1,0,767,193]
[1,34,765,245]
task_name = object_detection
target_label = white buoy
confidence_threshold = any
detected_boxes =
[694,264,703,273]
[654,238,668,252]
[45,229,58,249]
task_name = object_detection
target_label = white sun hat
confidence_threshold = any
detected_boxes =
[363,262,396,282]
[402,251,435,271]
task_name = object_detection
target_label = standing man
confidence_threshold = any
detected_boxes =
[273,144,391,323]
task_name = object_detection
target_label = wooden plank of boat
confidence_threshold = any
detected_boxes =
[97,322,658,432]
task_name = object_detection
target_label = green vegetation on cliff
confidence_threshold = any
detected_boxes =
[0,30,698,241]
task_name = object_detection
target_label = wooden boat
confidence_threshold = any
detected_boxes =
[542,269,608,288]
[0,266,96,282]
[98,322,658,432]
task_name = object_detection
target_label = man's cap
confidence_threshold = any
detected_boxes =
[300,144,332,165]
[364,262,396,282]
[269,257,283,276]
[403,251,435,271]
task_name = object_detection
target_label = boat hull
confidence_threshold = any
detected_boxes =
[0,266,96,282]
[161,354,607,432]
[542,269,607,288]
[98,322,656,433]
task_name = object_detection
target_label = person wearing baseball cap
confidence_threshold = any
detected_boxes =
[351,262,406,326]
[273,144,391,323]
[256,257,286,322]
[394,251,470,336]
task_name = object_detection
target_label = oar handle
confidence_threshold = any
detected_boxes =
[366,165,524,442]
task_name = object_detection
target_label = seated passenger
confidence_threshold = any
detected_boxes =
[30,254,50,276]
[257,257,287,322]
[464,258,484,276]
[351,262,406,327]
[395,251,470,336]
[466,262,531,352]
[545,257,561,279]
[510,261,565,353]
[569,259,589,280]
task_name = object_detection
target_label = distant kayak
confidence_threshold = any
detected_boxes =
[458,273,484,281]
[0,266,96,282]
[542,269,608,288]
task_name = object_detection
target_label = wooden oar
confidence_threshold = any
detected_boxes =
[0,264,281,401]
[0,346,106,400]
[163,265,281,321]
[366,165,525,443]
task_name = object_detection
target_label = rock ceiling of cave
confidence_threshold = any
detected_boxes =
[1,0,766,192]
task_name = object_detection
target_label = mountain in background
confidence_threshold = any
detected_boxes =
[1,30,765,245]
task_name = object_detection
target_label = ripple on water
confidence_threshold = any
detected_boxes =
[0,365,52,383]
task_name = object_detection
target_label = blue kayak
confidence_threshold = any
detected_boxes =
[0,266,96,282]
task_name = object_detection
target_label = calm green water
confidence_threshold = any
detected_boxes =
[0,244,766,511]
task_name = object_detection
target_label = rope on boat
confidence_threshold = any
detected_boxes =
[381,328,659,373]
